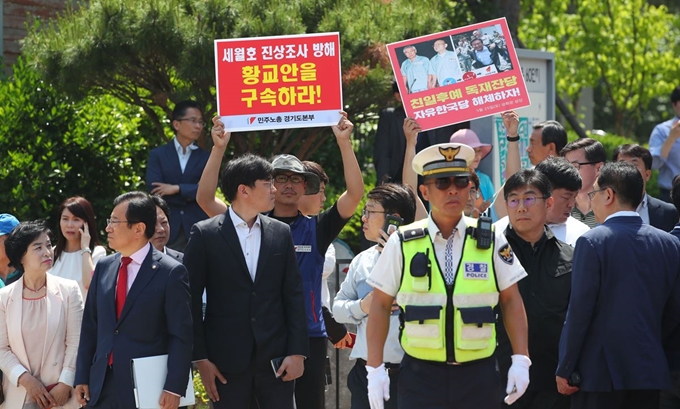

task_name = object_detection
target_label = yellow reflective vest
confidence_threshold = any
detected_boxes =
[396,217,499,363]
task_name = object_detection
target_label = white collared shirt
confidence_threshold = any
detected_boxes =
[229,207,262,282]
[173,137,199,173]
[636,193,650,225]
[604,210,641,223]
[368,214,527,297]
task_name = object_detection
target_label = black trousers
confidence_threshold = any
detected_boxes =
[570,389,660,409]
[294,337,327,409]
[212,361,294,409]
[88,367,123,409]
[398,354,501,409]
[347,359,400,409]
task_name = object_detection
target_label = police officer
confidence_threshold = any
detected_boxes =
[365,143,531,409]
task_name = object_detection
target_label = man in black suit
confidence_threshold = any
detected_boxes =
[75,191,193,409]
[613,144,679,231]
[151,195,184,261]
[184,153,308,409]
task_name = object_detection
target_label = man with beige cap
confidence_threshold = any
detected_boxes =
[366,142,530,408]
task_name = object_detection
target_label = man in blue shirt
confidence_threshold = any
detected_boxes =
[400,45,434,94]
[649,85,680,203]
[429,39,463,87]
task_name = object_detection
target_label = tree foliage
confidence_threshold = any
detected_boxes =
[22,0,468,160]
[0,58,152,238]
[519,0,680,137]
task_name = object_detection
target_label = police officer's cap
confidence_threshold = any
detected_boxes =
[412,143,475,179]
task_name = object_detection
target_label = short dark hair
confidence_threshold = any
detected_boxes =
[559,137,606,163]
[612,144,652,171]
[302,161,329,185]
[671,174,680,214]
[504,169,552,201]
[54,196,101,262]
[671,85,680,105]
[151,195,171,219]
[220,153,273,202]
[367,183,417,224]
[469,170,480,190]
[5,220,51,272]
[113,191,157,239]
[535,156,582,192]
[471,38,483,45]
[172,100,203,121]
[540,120,568,154]
[596,162,644,208]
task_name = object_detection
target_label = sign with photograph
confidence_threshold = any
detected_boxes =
[386,18,530,131]
[215,32,343,132]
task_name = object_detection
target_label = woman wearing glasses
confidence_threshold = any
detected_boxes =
[50,197,106,299]
[0,221,83,409]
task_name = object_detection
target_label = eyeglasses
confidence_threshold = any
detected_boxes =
[424,176,470,191]
[274,174,305,184]
[587,187,611,200]
[469,189,481,200]
[362,208,386,218]
[506,196,547,208]
[106,219,134,226]
[258,178,275,189]
[570,161,598,170]
[176,117,205,127]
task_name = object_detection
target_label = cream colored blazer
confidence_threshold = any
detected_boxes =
[0,274,83,409]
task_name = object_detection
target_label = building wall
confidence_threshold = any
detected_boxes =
[3,0,66,68]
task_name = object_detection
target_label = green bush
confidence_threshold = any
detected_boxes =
[0,58,153,239]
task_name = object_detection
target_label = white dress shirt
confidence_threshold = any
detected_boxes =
[173,137,199,173]
[229,207,262,282]
[636,193,650,225]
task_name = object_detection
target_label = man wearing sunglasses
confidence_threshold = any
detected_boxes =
[556,162,680,409]
[366,142,530,409]
[268,115,364,409]
[496,169,574,409]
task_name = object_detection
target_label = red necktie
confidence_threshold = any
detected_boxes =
[110,256,132,365]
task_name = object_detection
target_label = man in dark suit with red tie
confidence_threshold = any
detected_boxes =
[75,191,193,409]
[184,153,309,409]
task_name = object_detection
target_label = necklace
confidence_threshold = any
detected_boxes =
[24,283,46,292]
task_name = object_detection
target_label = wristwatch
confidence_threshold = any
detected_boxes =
[506,135,520,142]
[80,247,92,255]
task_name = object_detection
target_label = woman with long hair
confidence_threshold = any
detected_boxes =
[0,220,83,408]
[50,197,106,298]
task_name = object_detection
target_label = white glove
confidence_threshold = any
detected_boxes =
[366,363,390,409]
[504,354,531,405]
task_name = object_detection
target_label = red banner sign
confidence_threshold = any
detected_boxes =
[215,32,343,132]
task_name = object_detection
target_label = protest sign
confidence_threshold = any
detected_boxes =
[386,18,530,132]
[215,32,342,132]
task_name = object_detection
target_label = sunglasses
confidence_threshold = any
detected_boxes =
[424,176,470,191]
[506,196,547,209]
[274,174,305,184]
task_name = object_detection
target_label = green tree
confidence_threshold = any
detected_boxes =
[0,57,152,237]
[22,0,466,160]
[519,0,680,137]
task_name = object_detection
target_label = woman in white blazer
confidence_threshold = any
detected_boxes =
[0,220,83,409]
